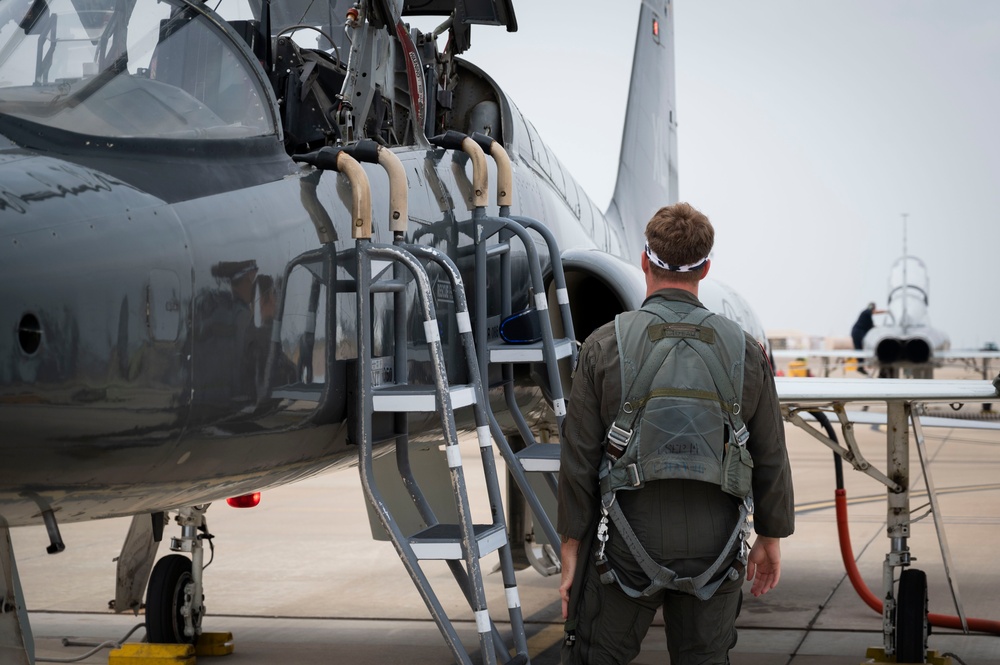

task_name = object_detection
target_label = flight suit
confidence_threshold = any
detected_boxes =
[558,289,794,665]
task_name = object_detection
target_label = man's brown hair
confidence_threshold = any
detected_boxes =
[644,202,714,283]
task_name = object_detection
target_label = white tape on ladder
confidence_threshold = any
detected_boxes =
[477,426,491,449]
[557,287,569,305]
[534,293,548,311]
[456,311,472,334]
[553,398,566,417]
[446,444,463,469]
[475,609,491,634]
[423,319,440,344]
[505,586,521,609]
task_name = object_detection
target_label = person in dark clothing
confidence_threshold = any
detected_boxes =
[850,302,884,375]
[558,203,794,665]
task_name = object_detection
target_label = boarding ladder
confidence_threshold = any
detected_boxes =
[294,140,533,665]
[403,130,575,574]
[450,131,577,572]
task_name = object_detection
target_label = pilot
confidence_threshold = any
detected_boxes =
[850,302,885,375]
[557,202,794,665]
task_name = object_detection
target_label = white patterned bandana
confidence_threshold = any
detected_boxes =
[644,243,708,273]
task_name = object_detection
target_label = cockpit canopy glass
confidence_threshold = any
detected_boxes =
[0,0,275,139]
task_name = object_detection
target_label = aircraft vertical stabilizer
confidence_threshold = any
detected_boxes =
[606,0,679,253]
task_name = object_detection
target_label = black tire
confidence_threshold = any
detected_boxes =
[896,568,928,664]
[146,554,197,644]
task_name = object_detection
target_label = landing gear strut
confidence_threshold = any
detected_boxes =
[145,505,211,644]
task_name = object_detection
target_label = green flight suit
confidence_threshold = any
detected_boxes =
[558,289,794,665]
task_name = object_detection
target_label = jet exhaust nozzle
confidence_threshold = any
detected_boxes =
[875,336,933,365]
[876,338,903,365]
[902,338,931,365]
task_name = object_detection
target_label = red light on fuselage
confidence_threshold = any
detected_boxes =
[653,19,659,37]
[226,492,261,508]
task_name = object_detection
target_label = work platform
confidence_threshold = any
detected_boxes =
[14,376,1000,664]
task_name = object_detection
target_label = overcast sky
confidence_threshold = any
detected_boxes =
[456,1,1000,349]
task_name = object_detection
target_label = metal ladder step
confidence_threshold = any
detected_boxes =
[408,523,509,560]
[489,337,575,363]
[514,443,561,473]
[271,387,322,402]
[372,384,477,412]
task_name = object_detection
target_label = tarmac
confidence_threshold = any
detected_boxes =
[11,363,1000,665]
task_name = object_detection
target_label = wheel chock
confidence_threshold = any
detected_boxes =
[196,631,235,656]
[862,647,952,664]
[108,643,195,664]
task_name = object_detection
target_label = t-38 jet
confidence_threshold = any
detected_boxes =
[1,1,997,664]
[774,251,1000,379]
[0,1,693,661]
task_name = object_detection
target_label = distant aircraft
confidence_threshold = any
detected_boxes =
[865,254,949,378]
[0,1,996,665]
[775,252,999,379]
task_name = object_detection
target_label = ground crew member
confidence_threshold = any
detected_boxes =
[557,202,794,665]
[850,303,885,375]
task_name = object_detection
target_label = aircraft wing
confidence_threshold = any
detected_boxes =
[772,349,859,360]
[936,350,1000,360]
[773,348,1000,363]
[775,377,1000,404]
[777,375,999,505]
[797,408,1000,431]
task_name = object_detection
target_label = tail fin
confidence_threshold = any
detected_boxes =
[606,0,678,254]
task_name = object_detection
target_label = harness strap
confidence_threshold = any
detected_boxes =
[641,387,734,410]
[598,498,750,601]
[597,299,753,600]
[611,306,714,441]
[680,331,748,437]
[643,301,744,418]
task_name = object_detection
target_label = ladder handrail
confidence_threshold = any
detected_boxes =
[352,136,530,664]
[466,132,571,567]
[293,146,372,239]
[467,212,566,560]
[402,242,530,659]
[506,214,579,370]
[474,212,568,423]
[358,240,496,665]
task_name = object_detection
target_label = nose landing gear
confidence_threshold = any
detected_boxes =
[145,505,210,645]
[146,553,198,644]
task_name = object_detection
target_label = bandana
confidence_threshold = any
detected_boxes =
[644,243,708,273]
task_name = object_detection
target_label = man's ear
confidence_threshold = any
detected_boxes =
[700,258,711,280]
[641,250,650,274]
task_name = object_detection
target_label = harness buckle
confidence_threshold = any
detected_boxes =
[734,424,749,446]
[626,463,641,487]
[605,424,633,460]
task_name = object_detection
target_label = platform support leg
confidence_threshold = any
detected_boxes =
[0,525,33,665]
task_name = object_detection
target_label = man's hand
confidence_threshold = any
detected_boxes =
[559,537,580,619]
[746,536,781,597]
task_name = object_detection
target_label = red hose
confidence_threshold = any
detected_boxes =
[835,488,1000,634]
[835,489,882,613]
